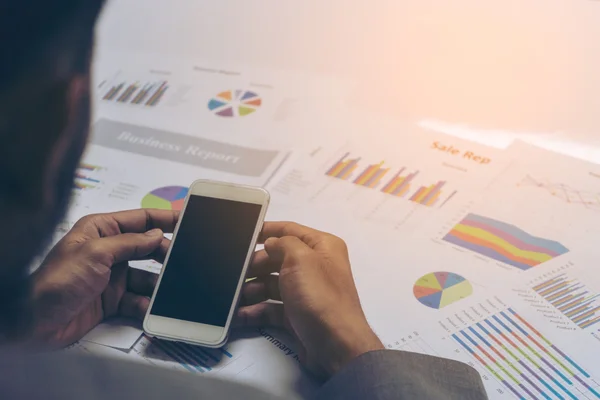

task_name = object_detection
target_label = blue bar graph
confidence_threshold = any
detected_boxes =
[150,338,204,373]
[170,341,212,371]
[483,319,564,400]
[451,307,600,400]
[220,348,234,358]
[145,335,236,375]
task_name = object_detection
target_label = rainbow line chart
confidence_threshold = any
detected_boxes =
[533,274,600,330]
[453,308,600,400]
[325,152,457,208]
[443,214,569,271]
[518,175,600,212]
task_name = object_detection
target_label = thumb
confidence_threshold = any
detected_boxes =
[90,228,164,265]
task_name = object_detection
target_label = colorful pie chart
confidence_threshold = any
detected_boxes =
[141,186,188,211]
[413,272,473,309]
[207,90,262,118]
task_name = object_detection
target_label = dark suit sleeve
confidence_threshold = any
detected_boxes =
[315,350,488,400]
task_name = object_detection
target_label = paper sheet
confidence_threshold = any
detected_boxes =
[81,317,144,350]
[52,49,600,399]
[416,140,600,275]
[268,127,515,235]
[261,205,600,399]
[339,223,600,399]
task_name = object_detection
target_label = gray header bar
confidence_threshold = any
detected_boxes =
[91,119,279,177]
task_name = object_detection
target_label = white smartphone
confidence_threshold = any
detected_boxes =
[143,179,270,347]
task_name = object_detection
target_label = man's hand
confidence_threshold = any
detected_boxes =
[238,222,384,379]
[29,209,178,349]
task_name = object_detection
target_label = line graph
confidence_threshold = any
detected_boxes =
[518,175,600,212]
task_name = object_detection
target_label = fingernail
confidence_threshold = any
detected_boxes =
[145,228,163,237]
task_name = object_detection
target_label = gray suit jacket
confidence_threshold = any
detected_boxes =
[0,349,487,399]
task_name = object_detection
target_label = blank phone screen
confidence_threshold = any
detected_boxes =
[150,195,262,327]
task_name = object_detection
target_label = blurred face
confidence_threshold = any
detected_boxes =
[49,80,93,235]
[0,77,92,337]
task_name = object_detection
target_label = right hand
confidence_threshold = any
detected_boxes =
[237,222,384,379]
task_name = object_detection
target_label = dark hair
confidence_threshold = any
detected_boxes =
[0,1,105,337]
[0,1,105,206]
[0,1,105,88]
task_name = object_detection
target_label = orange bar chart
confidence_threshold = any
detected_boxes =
[145,81,169,106]
[533,273,600,329]
[381,168,418,198]
[325,152,361,181]
[102,82,124,101]
[353,161,389,188]
[323,155,457,208]
[116,83,140,103]
[131,83,154,104]
[409,180,446,207]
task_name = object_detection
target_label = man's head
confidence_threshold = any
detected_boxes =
[0,1,105,336]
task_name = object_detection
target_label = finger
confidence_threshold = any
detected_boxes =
[86,229,165,266]
[119,292,150,320]
[127,268,159,296]
[259,221,318,242]
[76,209,180,236]
[247,250,281,277]
[240,275,281,306]
[263,236,313,265]
[112,209,180,233]
[259,221,328,248]
[143,237,172,264]
[233,302,285,328]
[102,262,129,317]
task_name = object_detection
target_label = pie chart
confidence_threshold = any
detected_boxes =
[413,272,473,309]
[207,90,262,118]
[141,186,188,211]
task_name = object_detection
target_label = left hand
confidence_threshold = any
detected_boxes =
[29,209,179,349]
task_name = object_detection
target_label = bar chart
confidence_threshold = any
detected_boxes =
[325,152,361,180]
[453,307,600,400]
[381,168,417,197]
[74,163,104,191]
[102,80,169,107]
[353,161,389,188]
[533,274,600,330]
[133,334,235,374]
[323,152,457,208]
[409,180,453,207]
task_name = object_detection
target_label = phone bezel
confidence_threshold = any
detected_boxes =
[143,179,270,348]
